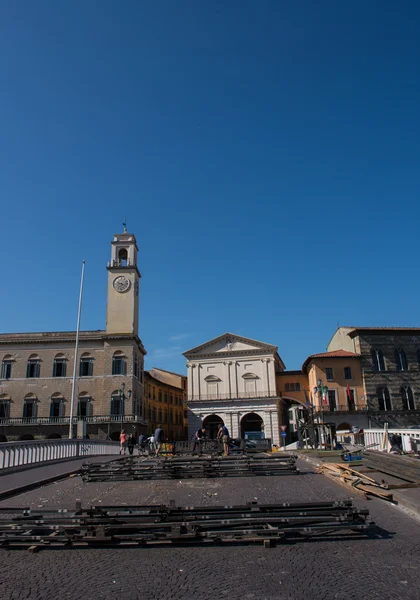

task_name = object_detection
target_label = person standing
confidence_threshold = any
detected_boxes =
[217,423,230,456]
[119,429,127,455]
[154,425,164,456]
[127,433,135,456]
[193,426,207,455]
[138,433,145,455]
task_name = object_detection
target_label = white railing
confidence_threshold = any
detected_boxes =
[364,428,420,453]
[0,439,120,470]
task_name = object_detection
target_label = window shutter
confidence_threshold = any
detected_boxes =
[88,360,93,376]
[50,402,54,418]
[62,362,67,377]
[26,362,31,378]
[53,361,57,377]
[123,360,127,376]
[79,361,83,377]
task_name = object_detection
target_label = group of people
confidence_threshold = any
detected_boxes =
[119,426,165,456]
[193,423,230,456]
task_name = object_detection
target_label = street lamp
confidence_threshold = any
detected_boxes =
[119,383,132,431]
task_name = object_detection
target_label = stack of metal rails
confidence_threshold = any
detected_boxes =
[0,499,374,551]
[364,451,420,484]
[80,454,299,482]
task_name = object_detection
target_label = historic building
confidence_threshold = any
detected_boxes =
[0,230,148,441]
[328,326,420,427]
[144,368,187,439]
[184,333,284,446]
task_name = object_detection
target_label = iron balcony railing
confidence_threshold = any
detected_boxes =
[0,414,149,426]
[314,404,367,414]
[188,391,279,402]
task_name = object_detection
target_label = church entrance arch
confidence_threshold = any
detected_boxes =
[240,412,264,437]
[202,414,224,439]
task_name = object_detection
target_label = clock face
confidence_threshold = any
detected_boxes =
[113,276,131,293]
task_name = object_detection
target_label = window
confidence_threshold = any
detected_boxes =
[158,408,162,423]
[79,354,93,377]
[78,394,91,418]
[134,354,139,379]
[372,349,385,372]
[347,388,355,411]
[169,394,173,404]
[401,386,415,411]
[112,352,126,375]
[26,355,40,378]
[50,395,64,418]
[23,395,37,419]
[327,390,337,411]
[111,391,123,416]
[53,355,67,377]
[344,367,352,380]
[395,348,408,371]
[243,373,258,396]
[295,382,301,391]
[325,368,334,381]
[158,390,162,402]
[164,392,168,403]
[377,387,392,411]
[1,357,13,379]
[0,395,10,419]
[285,383,290,392]
[118,247,128,266]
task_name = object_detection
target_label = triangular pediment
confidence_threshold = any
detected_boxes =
[183,333,277,358]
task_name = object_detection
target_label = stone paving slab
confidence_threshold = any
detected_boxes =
[0,459,419,600]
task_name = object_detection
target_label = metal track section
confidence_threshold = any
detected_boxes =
[80,454,299,482]
[0,500,373,551]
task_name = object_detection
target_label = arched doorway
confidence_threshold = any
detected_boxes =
[18,434,34,441]
[46,433,62,439]
[202,414,224,439]
[240,412,264,438]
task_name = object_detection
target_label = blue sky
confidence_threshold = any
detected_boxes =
[1,1,419,374]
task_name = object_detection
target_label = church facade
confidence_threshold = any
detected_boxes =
[0,231,149,441]
[184,333,284,445]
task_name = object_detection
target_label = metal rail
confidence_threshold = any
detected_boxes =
[81,454,299,481]
[0,499,373,551]
[364,451,420,483]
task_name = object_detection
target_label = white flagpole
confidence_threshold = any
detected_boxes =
[69,260,86,439]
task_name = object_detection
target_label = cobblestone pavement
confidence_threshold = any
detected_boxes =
[1,458,420,600]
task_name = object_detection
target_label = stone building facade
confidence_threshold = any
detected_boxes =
[0,231,148,441]
[328,327,420,428]
[184,333,283,446]
[144,368,187,440]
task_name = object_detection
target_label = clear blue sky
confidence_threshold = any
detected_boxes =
[1,1,419,374]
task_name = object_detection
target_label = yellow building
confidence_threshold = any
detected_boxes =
[144,368,187,440]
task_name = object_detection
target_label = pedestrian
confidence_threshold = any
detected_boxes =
[154,424,164,456]
[217,423,230,456]
[193,426,206,455]
[127,433,135,456]
[148,435,155,455]
[119,429,127,455]
[138,433,145,455]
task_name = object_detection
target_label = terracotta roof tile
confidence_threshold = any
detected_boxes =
[302,350,360,372]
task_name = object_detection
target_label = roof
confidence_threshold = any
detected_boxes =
[277,370,305,376]
[145,368,185,390]
[302,350,360,372]
[347,327,420,338]
[151,367,186,379]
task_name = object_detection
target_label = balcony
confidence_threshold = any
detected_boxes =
[0,414,149,427]
[314,404,367,414]
[188,391,279,402]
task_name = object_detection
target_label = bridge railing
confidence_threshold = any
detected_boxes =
[363,428,420,453]
[0,439,120,470]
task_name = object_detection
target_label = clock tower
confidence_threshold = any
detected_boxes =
[106,230,140,335]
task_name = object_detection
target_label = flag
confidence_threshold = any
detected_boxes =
[322,386,329,406]
[304,391,313,408]
[346,385,351,401]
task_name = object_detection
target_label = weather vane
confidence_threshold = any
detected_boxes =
[123,218,127,233]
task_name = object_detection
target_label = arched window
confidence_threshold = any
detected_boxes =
[26,354,41,378]
[112,351,126,375]
[242,373,259,396]
[79,353,93,377]
[1,355,13,380]
[110,390,123,416]
[78,392,91,418]
[53,353,67,377]
[377,387,392,411]
[371,349,385,372]
[50,393,64,418]
[118,248,128,266]
[0,394,11,419]
[395,348,408,371]
[23,394,37,419]
[401,386,415,411]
